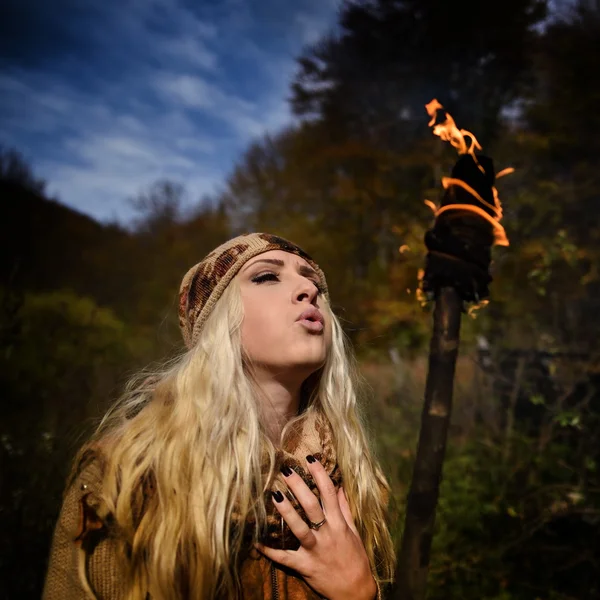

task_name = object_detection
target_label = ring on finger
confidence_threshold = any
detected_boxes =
[309,517,327,530]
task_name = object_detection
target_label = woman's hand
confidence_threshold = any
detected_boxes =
[255,456,377,600]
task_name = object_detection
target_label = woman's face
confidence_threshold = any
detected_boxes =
[237,249,331,382]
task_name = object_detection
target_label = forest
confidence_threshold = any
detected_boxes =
[1,1,599,598]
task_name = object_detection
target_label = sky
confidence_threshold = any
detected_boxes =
[0,0,340,224]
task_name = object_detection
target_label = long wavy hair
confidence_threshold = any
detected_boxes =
[76,278,396,599]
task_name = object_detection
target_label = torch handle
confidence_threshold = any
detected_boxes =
[393,286,462,600]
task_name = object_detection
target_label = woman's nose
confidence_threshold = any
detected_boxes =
[294,279,318,304]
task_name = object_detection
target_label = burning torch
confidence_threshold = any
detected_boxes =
[392,100,512,600]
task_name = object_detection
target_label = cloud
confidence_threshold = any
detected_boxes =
[0,68,222,223]
[152,72,288,138]
[159,37,218,71]
[294,12,332,46]
[154,74,227,110]
[0,0,340,223]
[38,112,222,224]
[40,143,221,225]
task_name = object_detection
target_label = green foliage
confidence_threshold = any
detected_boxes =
[0,289,139,598]
[0,175,233,597]
[369,359,600,600]
[1,288,132,428]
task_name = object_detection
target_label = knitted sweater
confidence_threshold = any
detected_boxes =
[42,414,350,600]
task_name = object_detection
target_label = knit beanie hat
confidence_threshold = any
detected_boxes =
[178,233,329,348]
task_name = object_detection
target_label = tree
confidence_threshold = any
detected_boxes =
[292,0,547,145]
[129,179,232,342]
[0,290,135,599]
[0,147,46,194]
[130,179,186,235]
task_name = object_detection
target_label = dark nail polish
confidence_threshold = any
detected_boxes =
[272,490,284,503]
[281,465,293,477]
[306,455,316,464]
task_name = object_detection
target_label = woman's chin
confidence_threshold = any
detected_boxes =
[295,352,327,373]
[272,353,326,378]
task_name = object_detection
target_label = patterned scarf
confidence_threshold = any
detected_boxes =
[258,410,342,551]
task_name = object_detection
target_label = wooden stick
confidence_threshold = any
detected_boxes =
[393,286,462,600]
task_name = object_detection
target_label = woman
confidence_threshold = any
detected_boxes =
[43,233,396,599]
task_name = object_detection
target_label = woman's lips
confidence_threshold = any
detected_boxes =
[296,307,325,333]
[297,319,324,332]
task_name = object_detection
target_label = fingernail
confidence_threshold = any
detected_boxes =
[272,490,284,503]
[281,466,293,477]
[306,455,316,464]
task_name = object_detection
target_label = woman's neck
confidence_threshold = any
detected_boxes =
[254,374,302,445]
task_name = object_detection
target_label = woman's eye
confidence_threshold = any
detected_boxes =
[251,272,279,284]
[312,281,325,295]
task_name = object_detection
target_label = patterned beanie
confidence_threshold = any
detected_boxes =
[178,233,329,348]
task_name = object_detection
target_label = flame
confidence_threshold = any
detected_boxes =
[425,98,511,248]
[415,268,428,306]
[441,177,501,218]
[467,299,489,318]
[496,167,515,179]
[424,199,438,214]
[399,244,410,254]
[425,99,482,158]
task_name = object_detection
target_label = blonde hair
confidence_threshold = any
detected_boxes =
[78,278,395,599]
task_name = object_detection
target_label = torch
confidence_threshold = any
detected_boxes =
[392,100,512,600]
